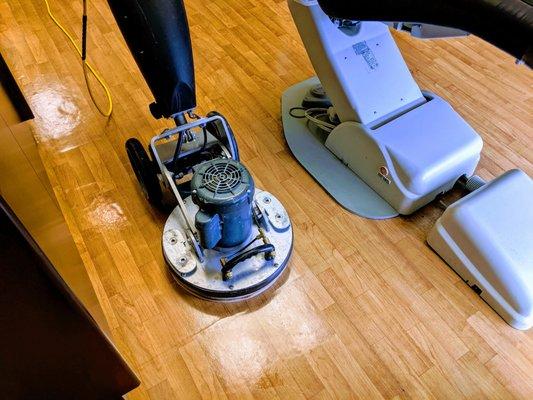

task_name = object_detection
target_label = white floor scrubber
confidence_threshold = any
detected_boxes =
[283,0,532,328]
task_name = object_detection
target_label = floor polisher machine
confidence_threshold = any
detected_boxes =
[108,0,293,301]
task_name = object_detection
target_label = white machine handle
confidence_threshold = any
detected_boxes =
[288,0,425,126]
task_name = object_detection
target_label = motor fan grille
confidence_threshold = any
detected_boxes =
[200,161,243,194]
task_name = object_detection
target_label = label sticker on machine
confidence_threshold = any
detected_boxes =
[353,41,379,71]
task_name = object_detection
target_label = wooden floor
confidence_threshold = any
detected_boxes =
[1,0,532,398]
[0,73,109,332]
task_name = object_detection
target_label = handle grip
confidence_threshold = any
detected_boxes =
[81,15,87,61]
[221,244,275,281]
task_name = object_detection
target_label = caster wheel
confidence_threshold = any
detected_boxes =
[206,111,240,161]
[125,138,163,206]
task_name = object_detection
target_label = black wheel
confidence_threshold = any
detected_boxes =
[125,138,163,206]
[205,111,240,161]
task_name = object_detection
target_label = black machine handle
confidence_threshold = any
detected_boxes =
[107,0,197,118]
[221,244,276,281]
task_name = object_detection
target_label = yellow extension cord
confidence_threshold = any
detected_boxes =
[44,0,113,117]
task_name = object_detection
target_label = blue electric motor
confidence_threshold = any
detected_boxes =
[191,159,255,249]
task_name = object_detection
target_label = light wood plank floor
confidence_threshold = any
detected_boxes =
[0,83,109,331]
[1,0,532,398]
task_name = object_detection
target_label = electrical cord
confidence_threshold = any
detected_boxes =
[289,106,337,133]
[200,126,208,151]
[44,0,113,117]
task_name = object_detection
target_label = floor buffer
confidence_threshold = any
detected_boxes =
[108,0,293,301]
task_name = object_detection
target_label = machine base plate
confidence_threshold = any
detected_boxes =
[163,189,293,301]
[282,77,398,219]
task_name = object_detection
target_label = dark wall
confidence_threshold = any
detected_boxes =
[0,196,139,399]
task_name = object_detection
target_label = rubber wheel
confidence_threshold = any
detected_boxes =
[205,111,240,161]
[125,138,163,206]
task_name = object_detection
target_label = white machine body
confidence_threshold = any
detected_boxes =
[428,170,533,330]
[290,0,424,125]
[287,1,532,331]
[289,0,483,214]
[325,93,482,214]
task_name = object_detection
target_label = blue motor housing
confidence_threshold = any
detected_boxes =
[191,159,255,249]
